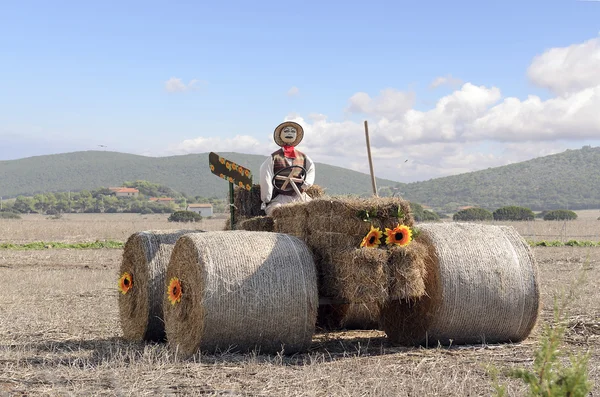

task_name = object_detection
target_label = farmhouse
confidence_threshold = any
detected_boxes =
[187,203,213,217]
[110,187,139,197]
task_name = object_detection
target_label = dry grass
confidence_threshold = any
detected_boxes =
[0,217,598,395]
[0,213,227,244]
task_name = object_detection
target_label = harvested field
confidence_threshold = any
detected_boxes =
[0,214,598,395]
[0,213,224,244]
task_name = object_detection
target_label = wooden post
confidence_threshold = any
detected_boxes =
[229,182,235,230]
[364,120,378,197]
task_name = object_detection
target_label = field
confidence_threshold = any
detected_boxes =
[0,213,598,396]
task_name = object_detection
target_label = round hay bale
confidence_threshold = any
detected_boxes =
[118,229,203,342]
[382,223,540,346]
[163,231,318,356]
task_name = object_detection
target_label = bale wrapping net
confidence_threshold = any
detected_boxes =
[163,231,318,356]
[382,223,540,346]
[118,229,203,342]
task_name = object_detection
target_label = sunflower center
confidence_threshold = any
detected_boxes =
[369,236,376,244]
[395,232,403,240]
[124,278,130,286]
[173,287,178,295]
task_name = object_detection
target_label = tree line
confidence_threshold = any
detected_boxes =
[1,180,228,215]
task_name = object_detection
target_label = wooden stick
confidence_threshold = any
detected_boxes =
[364,120,378,197]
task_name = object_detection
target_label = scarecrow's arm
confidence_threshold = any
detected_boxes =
[259,156,274,205]
[303,154,316,190]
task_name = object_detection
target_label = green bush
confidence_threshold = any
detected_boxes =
[0,211,21,219]
[410,202,441,222]
[543,210,578,221]
[168,210,202,223]
[453,207,493,221]
[493,206,534,221]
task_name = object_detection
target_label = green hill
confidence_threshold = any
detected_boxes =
[2,146,600,211]
[400,145,600,211]
[0,151,398,199]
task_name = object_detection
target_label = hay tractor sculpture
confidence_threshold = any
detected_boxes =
[117,152,540,357]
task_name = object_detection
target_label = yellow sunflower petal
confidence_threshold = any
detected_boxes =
[167,277,182,305]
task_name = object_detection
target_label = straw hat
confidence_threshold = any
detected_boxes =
[273,121,304,147]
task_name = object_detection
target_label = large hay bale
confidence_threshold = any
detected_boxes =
[163,231,318,356]
[305,196,413,260]
[382,223,540,346]
[387,239,430,300]
[233,184,264,219]
[272,201,310,240]
[319,248,389,304]
[238,216,275,232]
[118,229,203,342]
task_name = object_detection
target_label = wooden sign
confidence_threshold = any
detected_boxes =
[209,152,253,191]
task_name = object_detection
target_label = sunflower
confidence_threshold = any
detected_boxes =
[225,161,231,170]
[210,164,215,172]
[245,184,251,191]
[118,272,133,295]
[385,224,412,247]
[219,173,225,179]
[245,170,250,177]
[238,181,244,188]
[238,167,244,175]
[232,163,238,171]
[228,177,234,183]
[219,157,225,164]
[360,225,383,248]
[167,277,182,305]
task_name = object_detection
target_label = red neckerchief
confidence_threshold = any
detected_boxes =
[283,145,296,158]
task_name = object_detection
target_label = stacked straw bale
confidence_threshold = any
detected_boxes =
[118,229,203,342]
[382,223,541,346]
[224,184,324,231]
[163,231,318,356]
[270,196,415,330]
[318,303,380,330]
[238,216,275,232]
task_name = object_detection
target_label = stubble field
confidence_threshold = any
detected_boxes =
[0,213,598,396]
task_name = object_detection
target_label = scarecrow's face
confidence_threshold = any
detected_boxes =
[280,126,297,145]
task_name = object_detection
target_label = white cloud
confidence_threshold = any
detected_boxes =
[527,37,600,95]
[164,37,600,183]
[287,86,300,96]
[346,88,415,120]
[429,74,464,89]
[167,135,264,155]
[164,77,205,93]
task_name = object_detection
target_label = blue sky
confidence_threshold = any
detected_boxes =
[2,0,600,182]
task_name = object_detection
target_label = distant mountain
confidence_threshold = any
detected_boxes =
[2,146,600,210]
[0,151,398,199]
[400,145,600,211]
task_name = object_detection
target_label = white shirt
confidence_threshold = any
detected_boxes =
[259,152,316,205]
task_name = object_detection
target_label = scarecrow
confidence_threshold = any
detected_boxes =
[260,121,315,216]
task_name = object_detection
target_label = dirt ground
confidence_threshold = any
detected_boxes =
[0,216,598,396]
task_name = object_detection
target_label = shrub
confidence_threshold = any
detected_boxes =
[543,210,578,221]
[168,210,202,223]
[453,207,493,222]
[140,207,154,214]
[410,202,441,222]
[0,211,21,219]
[493,206,535,221]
